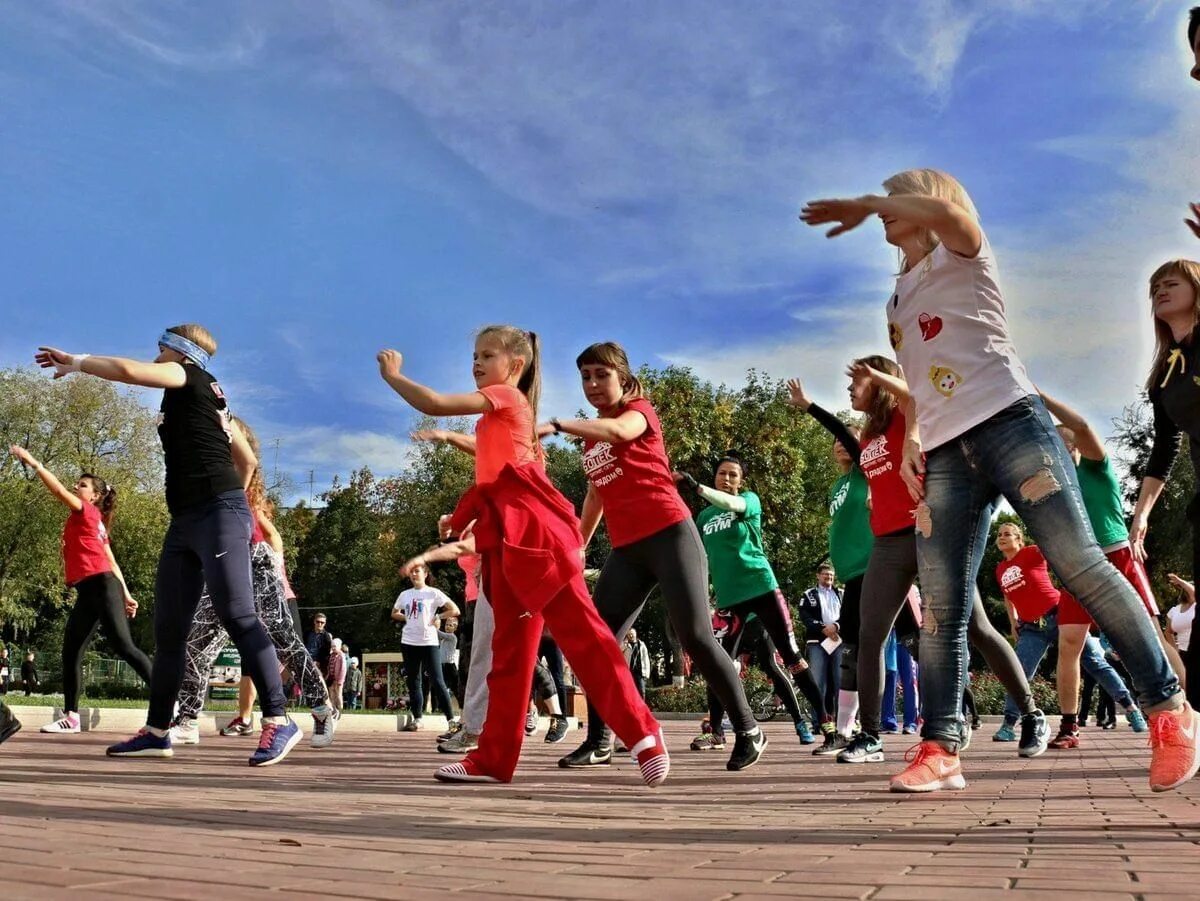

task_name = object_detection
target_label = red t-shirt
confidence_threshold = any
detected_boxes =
[475,385,542,484]
[581,398,691,547]
[995,545,1060,622]
[458,553,481,603]
[859,410,914,536]
[63,502,112,586]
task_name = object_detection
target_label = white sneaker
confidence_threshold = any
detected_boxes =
[169,717,200,745]
[311,707,338,748]
[41,715,80,734]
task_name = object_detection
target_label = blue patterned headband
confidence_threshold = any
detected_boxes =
[158,331,210,370]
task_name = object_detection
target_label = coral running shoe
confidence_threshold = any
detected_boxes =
[631,728,670,787]
[889,741,966,793]
[1148,702,1200,793]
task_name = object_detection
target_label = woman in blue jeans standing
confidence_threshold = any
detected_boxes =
[802,168,1195,794]
[36,325,301,766]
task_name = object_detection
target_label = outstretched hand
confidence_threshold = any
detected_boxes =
[35,346,79,379]
[1188,202,1200,241]
[846,360,875,383]
[799,197,873,238]
[377,349,403,380]
[9,445,36,468]
[785,378,811,409]
[411,429,445,444]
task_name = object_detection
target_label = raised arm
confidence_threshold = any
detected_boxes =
[1037,389,1105,461]
[786,378,861,461]
[546,409,648,445]
[847,362,911,404]
[36,348,187,389]
[674,471,748,514]
[9,446,83,512]
[800,193,981,258]
[377,350,491,417]
[412,429,477,457]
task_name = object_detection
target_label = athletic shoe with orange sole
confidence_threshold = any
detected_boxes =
[889,741,966,793]
[1148,702,1200,793]
[631,728,670,787]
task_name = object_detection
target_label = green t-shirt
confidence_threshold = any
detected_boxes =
[697,490,778,609]
[828,467,873,580]
[1076,455,1129,548]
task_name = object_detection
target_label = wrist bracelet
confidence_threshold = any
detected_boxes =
[550,418,562,434]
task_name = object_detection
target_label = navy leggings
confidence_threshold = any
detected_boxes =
[147,490,286,729]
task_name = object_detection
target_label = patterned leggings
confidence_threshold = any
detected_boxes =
[177,543,329,719]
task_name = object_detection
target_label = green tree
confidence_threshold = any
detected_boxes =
[0,368,167,655]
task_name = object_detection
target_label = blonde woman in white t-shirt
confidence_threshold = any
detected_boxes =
[1166,574,1195,657]
[801,168,1195,796]
[392,562,460,732]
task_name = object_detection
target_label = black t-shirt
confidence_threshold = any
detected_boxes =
[1146,337,1200,483]
[158,365,243,513]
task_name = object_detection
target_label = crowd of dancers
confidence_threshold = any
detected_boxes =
[2,7,1200,798]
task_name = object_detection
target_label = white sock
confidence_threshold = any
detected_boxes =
[146,725,168,738]
[262,716,286,726]
[837,690,860,736]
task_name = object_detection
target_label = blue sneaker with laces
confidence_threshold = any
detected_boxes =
[992,722,1017,742]
[249,718,302,767]
[1126,708,1148,733]
[795,721,815,744]
[107,728,173,758]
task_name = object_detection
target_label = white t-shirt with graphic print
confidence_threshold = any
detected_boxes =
[394,587,453,647]
[885,233,1036,452]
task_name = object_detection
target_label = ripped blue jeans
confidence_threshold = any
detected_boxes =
[914,396,1179,749]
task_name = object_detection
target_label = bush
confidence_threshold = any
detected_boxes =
[966,672,1059,715]
[83,681,151,701]
[647,669,772,715]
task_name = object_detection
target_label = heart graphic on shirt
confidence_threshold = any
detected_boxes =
[918,313,943,341]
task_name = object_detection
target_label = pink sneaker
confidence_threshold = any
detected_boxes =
[1148,702,1200,793]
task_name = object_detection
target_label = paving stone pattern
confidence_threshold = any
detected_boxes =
[0,721,1197,899]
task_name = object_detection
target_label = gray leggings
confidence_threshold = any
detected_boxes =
[857,531,1034,735]
[586,518,755,743]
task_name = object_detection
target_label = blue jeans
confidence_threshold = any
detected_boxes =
[881,641,919,729]
[805,640,843,728]
[1001,610,1135,724]
[915,396,1179,747]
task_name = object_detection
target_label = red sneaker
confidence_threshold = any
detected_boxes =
[889,741,965,793]
[1049,726,1080,750]
[1148,702,1200,793]
[630,728,670,787]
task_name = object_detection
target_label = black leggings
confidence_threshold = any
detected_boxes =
[586,519,755,743]
[962,685,978,723]
[538,635,567,712]
[63,572,153,712]
[720,590,829,720]
[148,490,287,730]
[403,643,454,719]
[709,617,805,728]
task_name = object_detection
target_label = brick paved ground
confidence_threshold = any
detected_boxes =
[1,720,1198,900]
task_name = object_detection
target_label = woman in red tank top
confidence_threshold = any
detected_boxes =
[787,359,1035,765]
[8,444,152,735]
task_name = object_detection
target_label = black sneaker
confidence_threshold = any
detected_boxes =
[544,715,571,744]
[837,731,884,764]
[813,732,848,757]
[726,728,767,771]
[557,739,613,768]
[0,705,21,745]
[1018,709,1050,758]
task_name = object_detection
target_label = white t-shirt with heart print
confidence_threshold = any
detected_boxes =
[885,232,1036,452]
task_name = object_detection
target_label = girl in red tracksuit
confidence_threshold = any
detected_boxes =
[379,324,667,786]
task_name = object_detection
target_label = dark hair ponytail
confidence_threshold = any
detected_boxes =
[81,473,118,528]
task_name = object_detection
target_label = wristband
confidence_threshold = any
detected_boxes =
[440,536,458,545]
[680,472,700,491]
[69,353,90,372]
[550,418,563,434]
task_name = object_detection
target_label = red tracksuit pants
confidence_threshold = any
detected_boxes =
[466,552,660,781]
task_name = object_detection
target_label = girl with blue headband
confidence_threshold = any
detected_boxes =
[35,324,302,767]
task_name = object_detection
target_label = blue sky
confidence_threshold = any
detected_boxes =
[2,1,1197,500]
